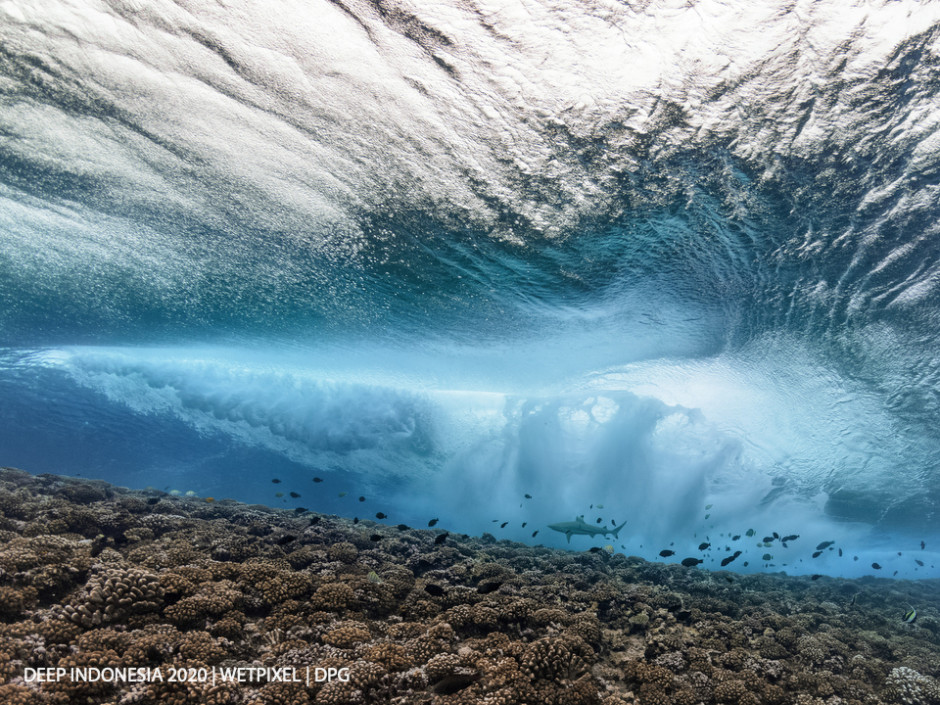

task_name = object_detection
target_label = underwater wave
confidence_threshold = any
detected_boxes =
[1,0,940,577]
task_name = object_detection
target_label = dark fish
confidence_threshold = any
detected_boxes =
[681,557,703,567]
[434,533,448,545]
[772,532,780,539]
[312,477,323,482]
[294,507,307,514]
[698,542,710,551]
[531,530,539,538]
[725,576,734,583]
[478,581,502,594]
[915,559,924,567]
[276,534,297,545]
[812,551,823,558]
[742,561,749,567]
[309,517,321,525]
[522,522,527,527]
[782,534,799,542]
[596,517,602,523]
[921,541,926,549]
[271,478,281,484]
[854,556,858,560]
[146,497,159,505]
[838,548,843,556]
[762,553,773,561]
[524,494,532,499]
[816,541,834,550]
[370,534,383,542]
[893,571,898,576]
[732,535,741,541]
[610,519,615,526]
[871,562,882,570]
[359,496,365,502]
[500,522,508,528]
[376,512,387,519]
[289,491,300,498]
[762,536,774,543]
[428,518,439,527]
[589,547,603,553]
[353,518,359,524]
[659,550,675,557]
[720,555,736,567]
[396,524,409,531]
[811,574,822,581]
[424,584,445,596]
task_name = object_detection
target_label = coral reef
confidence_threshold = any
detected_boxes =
[0,467,938,705]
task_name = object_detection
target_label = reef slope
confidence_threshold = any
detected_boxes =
[0,467,937,705]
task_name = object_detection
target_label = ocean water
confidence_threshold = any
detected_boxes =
[1,0,939,580]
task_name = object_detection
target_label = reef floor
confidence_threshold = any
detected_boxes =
[0,467,938,705]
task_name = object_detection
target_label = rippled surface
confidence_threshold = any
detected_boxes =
[1,0,939,577]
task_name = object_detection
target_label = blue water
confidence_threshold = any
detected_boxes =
[2,0,939,579]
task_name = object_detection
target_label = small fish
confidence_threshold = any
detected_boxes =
[500,522,508,528]
[745,529,755,537]
[522,522,527,528]
[698,542,711,551]
[271,479,281,484]
[871,562,882,570]
[146,497,160,505]
[313,477,323,482]
[428,518,439,527]
[720,555,736,567]
[811,574,822,581]
[704,514,710,519]
[358,496,365,502]
[610,519,615,526]
[367,571,383,584]
[289,491,300,498]
[903,608,917,624]
[742,561,749,567]
[370,534,383,542]
[294,507,307,514]
[524,494,532,499]
[396,524,409,531]
[424,584,445,596]
[659,550,675,557]
[732,535,741,541]
[478,581,502,594]
[276,534,297,545]
[773,532,780,539]
[782,534,799,542]
[205,497,215,503]
[531,530,539,538]
[603,545,614,554]
[762,536,775,543]
[725,576,734,583]
[275,492,284,498]
[185,490,197,497]
[338,492,347,497]
[596,518,602,524]
[762,553,773,561]
[596,504,604,509]
[353,517,359,524]
[376,512,387,519]
[681,557,703,567]
[915,559,924,567]
[816,541,834,550]
[812,551,823,558]
[921,540,925,550]
[705,504,713,510]
[170,489,181,496]
[435,533,449,545]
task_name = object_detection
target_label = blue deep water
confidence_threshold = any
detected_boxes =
[2,0,940,579]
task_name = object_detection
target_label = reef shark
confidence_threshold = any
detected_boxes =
[548,515,627,543]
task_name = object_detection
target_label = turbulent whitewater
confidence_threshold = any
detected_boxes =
[2,0,940,578]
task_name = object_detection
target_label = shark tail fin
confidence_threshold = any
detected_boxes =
[611,521,627,539]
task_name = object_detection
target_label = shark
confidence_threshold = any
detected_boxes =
[548,515,627,543]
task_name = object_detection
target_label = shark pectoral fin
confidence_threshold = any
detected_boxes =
[566,533,572,543]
